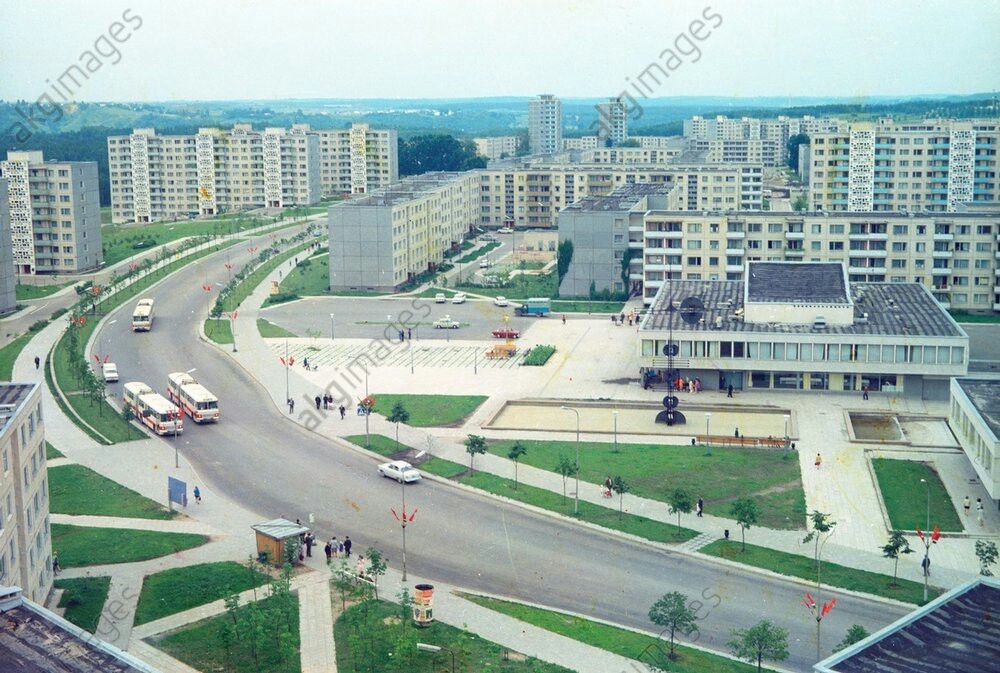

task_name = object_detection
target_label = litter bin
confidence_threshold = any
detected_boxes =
[413,584,434,627]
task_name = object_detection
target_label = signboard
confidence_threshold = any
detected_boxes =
[168,476,187,509]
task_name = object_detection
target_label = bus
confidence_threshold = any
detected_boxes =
[123,381,183,436]
[167,372,220,423]
[132,298,155,332]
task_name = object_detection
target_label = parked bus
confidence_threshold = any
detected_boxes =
[132,298,155,332]
[123,381,183,436]
[167,372,220,423]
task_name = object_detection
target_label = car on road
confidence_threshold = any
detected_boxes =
[432,316,460,329]
[479,259,491,269]
[102,362,119,382]
[498,227,513,234]
[434,293,447,303]
[493,296,509,307]
[492,327,520,339]
[480,234,497,242]
[451,292,467,304]
[378,460,422,483]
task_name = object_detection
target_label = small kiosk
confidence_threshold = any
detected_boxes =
[413,583,435,627]
[251,518,310,566]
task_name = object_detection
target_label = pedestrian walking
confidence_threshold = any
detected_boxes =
[287,398,295,413]
[33,356,40,370]
[602,476,613,498]
[977,498,985,527]
[305,532,314,558]
[408,327,412,340]
[814,453,822,469]
[697,495,704,517]
[862,385,869,401]
[193,486,201,504]
[619,312,625,325]
[314,395,321,410]
[324,540,332,562]
[356,554,366,578]
[562,314,566,325]
[695,378,701,393]
[610,315,616,326]
[303,357,309,370]
[628,315,633,327]
[921,555,930,576]
[337,539,345,557]
[330,536,339,559]
[339,404,346,420]
[727,384,734,398]
[52,554,60,575]
[964,495,971,516]
[343,536,352,557]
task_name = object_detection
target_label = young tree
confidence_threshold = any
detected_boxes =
[648,591,698,660]
[667,488,693,532]
[464,434,487,475]
[121,404,135,439]
[728,620,790,672]
[834,624,870,652]
[387,401,410,452]
[803,510,837,582]
[976,540,998,576]
[365,547,388,599]
[555,454,577,502]
[611,476,630,520]
[507,441,527,490]
[880,530,913,587]
[730,497,760,552]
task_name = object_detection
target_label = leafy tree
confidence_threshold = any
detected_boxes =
[730,497,760,552]
[792,194,809,211]
[834,624,870,652]
[507,441,527,490]
[786,133,809,171]
[387,401,410,452]
[803,510,837,582]
[398,134,485,175]
[283,537,301,566]
[555,454,577,502]
[464,434,487,475]
[365,547,388,599]
[648,591,698,659]
[121,404,135,439]
[616,138,641,148]
[881,530,913,586]
[667,488,693,531]
[611,475,629,520]
[728,619,790,672]
[976,540,998,576]
[557,240,574,285]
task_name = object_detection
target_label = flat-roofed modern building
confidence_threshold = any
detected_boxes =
[528,94,562,155]
[328,172,479,291]
[0,384,53,604]
[0,152,101,275]
[684,114,847,164]
[807,119,1000,213]
[949,378,1000,503]
[312,123,398,196]
[562,136,599,151]
[638,261,968,400]
[0,179,14,315]
[595,97,628,145]
[684,138,782,167]
[474,136,519,161]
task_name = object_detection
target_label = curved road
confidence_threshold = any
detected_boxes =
[94,232,908,671]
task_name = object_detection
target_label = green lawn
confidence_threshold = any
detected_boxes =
[101,214,276,266]
[205,318,234,345]
[55,576,112,633]
[455,241,501,264]
[16,282,72,300]
[371,393,488,427]
[154,594,299,673]
[462,594,761,673]
[345,433,410,457]
[454,271,557,300]
[279,252,330,295]
[48,464,175,519]
[100,206,113,224]
[257,318,298,338]
[45,441,64,459]
[44,355,109,446]
[485,439,805,530]
[550,300,625,314]
[51,524,209,568]
[871,459,963,532]
[134,562,269,626]
[949,311,1000,324]
[423,456,698,543]
[336,599,571,673]
[0,333,32,380]
[700,540,941,605]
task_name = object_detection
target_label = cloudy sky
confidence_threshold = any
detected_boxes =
[1,0,997,102]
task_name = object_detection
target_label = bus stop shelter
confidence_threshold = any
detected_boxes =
[251,518,309,566]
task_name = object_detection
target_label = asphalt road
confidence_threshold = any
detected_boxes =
[94,234,909,671]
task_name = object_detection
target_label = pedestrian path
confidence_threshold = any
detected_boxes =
[49,513,219,535]
[298,569,338,673]
[676,532,717,553]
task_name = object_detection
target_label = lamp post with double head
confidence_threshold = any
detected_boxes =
[561,405,581,515]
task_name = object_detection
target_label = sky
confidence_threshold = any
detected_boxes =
[0,0,998,102]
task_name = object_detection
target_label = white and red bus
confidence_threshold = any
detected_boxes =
[123,381,183,436]
[132,298,154,332]
[167,372,220,423]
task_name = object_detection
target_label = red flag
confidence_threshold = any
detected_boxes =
[821,598,837,617]
[93,355,101,363]
[803,593,815,609]
[408,508,418,522]
[931,526,941,543]
[915,527,924,541]
[289,356,294,366]
[391,508,399,521]
[104,354,110,363]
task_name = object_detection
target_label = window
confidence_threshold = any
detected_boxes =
[811,224,822,234]
[687,240,702,250]
[768,223,783,233]
[829,241,844,251]
[687,256,702,266]
[687,223,702,233]
[830,224,845,234]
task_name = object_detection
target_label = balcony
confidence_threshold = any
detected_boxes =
[785,249,805,257]
[994,302,1000,311]
[931,267,951,276]
[725,231,745,239]
[784,231,805,240]
[933,232,954,242]
[993,285,1000,294]
[849,266,886,275]
[848,232,889,241]
[726,264,745,273]
[628,240,644,249]
[932,250,953,259]
[936,283,952,292]
[726,248,746,256]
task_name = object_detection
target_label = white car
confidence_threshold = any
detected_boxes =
[451,292,467,304]
[102,362,119,383]
[479,260,490,269]
[498,227,513,234]
[433,316,460,329]
[378,460,422,483]
[493,296,509,307]
[434,293,447,303]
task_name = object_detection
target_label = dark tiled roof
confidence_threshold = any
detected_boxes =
[746,262,848,304]
[956,379,1000,439]
[562,183,667,213]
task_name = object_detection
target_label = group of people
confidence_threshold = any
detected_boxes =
[673,376,703,393]
[964,495,987,527]
[396,328,413,342]
[323,535,353,560]
[612,311,637,327]
[313,394,347,419]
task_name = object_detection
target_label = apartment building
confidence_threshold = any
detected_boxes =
[562,136,600,151]
[595,97,628,145]
[579,146,683,164]
[0,151,101,275]
[528,94,562,154]
[684,138,782,167]
[557,183,1000,311]
[0,384,53,605]
[328,172,479,291]
[474,136,519,161]
[684,115,848,165]
[807,119,1000,213]
[632,136,684,149]
[312,123,398,196]
[0,179,13,315]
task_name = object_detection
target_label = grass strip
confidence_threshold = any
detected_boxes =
[871,458,963,532]
[370,393,487,427]
[54,576,112,633]
[134,561,268,626]
[52,524,209,568]
[48,464,175,519]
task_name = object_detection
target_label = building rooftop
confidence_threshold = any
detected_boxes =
[0,384,35,435]
[642,279,963,338]
[746,262,849,305]
[336,172,470,208]
[815,579,1000,673]
[562,183,668,213]
[251,518,310,541]
[955,379,1000,440]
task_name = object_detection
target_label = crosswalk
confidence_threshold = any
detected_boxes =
[267,339,529,370]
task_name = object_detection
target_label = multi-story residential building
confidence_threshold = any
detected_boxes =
[0,151,101,275]
[528,94,562,154]
[807,119,1000,213]
[949,379,1000,504]
[328,172,479,291]
[312,123,398,196]
[0,179,14,315]
[684,138,782,167]
[595,97,628,145]
[578,146,683,164]
[684,115,848,164]
[0,383,53,604]
[562,136,599,151]
[557,183,1000,311]
[474,136,519,161]
[638,262,968,400]
[631,136,684,149]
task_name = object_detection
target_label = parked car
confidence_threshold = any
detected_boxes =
[377,460,422,483]
[492,327,520,339]
[493,296,509,307]
[479,260,491,269]
[433,316,460,329]
[498,227,513,234]
[481,234,497,242]
[102,362,119,383]
[451,292,467,304]
[434,293,447,303]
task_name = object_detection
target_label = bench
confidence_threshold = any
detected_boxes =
[334,566,376,588]
[695,435,791,450]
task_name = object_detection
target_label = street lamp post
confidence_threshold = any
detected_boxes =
[783,414,791,459]
[365,369,370,448]
[400,479,408,582]
[705,412,712,456]
[417,644,455,672]
[920,478,932,602]
[284,339,290,403]
[612,410,619,453]
[561,405,581,515]
[329,313,335,340]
